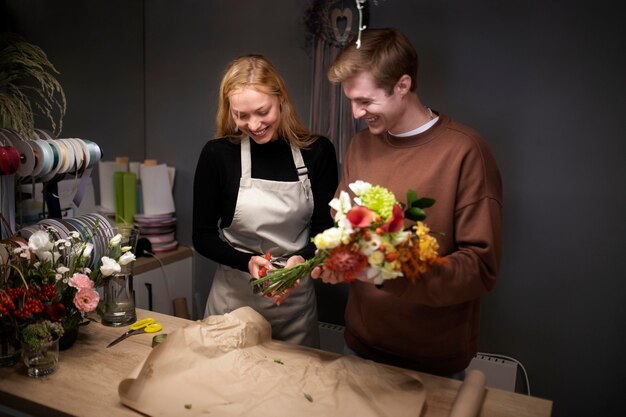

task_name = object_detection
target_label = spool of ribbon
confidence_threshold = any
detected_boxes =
[0,129,35,177]
[0,145,20,175]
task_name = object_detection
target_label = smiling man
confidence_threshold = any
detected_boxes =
[315,28,503,377]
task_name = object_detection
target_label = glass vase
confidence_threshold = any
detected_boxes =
[22,337,59,377]
[100,225,138,327]
[101,273,137,326]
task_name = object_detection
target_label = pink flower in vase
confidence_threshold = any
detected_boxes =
[73,288,100,312]
[68,273,95,290]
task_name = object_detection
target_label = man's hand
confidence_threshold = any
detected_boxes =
[311,265,345,284]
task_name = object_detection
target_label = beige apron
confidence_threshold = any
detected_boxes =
[205,137,319,347]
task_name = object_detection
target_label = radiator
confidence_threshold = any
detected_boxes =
[317,321,346,354]
[466,354,520,392]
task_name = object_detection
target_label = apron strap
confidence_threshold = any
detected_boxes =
[240,138,252,179]
[290,145,309,182]
[289,144,311,200]
[240,137,311,199]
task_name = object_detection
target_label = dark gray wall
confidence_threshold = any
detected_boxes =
[4,1,625,416]
[366,3,626,417]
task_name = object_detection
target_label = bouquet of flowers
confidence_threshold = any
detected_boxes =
[251,181,445,296]
[0,224,136,334]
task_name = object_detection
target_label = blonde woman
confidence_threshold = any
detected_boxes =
[193,55,338,347]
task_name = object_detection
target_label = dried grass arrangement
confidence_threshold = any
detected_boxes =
[0,33,66,137]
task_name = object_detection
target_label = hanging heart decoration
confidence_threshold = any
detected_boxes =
[330,7,353,45]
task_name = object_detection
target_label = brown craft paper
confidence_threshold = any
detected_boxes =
[119,307,425,417]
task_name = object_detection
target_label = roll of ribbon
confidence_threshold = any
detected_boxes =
[0,129,36,177]
[53,138,71,174]
[74,138,90,173]
[84,140,102,168]
[33,139,55,179]
[0,146,20,175]
[34,128,54,141]
[0,146,11,175]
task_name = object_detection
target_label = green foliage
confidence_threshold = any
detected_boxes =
[403,189,436,221]
[0,33,66,137]
[21,320,64,349]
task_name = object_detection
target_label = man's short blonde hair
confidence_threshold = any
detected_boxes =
[328,28,418,95]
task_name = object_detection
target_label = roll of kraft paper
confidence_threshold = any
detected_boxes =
[448,369,487,417]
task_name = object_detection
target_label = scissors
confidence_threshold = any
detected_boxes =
[106,318,163,348]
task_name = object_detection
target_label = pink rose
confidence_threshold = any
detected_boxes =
[68,273,95,290]
[73,288,100,312]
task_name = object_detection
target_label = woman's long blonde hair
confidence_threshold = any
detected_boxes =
[216,55,316,148]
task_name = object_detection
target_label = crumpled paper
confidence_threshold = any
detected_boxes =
[119,307,424,416]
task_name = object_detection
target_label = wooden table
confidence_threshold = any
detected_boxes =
[0,310,552,417]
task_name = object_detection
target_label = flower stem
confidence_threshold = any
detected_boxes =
[250,251,327,296]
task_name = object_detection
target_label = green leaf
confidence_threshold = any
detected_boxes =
[406,189,418,207]
[405,207,426,221]
[412,197,436,209]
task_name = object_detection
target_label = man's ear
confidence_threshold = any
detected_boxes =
[395,74,412,96]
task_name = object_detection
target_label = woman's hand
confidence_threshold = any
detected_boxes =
[248,255,272,279]
[269,255,305,305]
